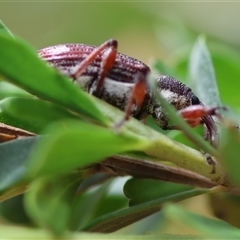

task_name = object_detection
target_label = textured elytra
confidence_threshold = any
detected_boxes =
[38,44,150,84]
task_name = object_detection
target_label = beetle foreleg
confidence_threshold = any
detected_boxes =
[178,105,226,122]
[203,124,210,141]
[178,105,227,148]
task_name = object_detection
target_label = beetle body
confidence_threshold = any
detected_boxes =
[38,40,219,149]
[39,43,149,115]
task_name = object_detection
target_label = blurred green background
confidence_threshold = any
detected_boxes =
[1,2,240,108]
[1,2,240,56]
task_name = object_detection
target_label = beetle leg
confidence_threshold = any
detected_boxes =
[178,105,226,148]
[177,104,224,173]
[126,74,147,120]
[178,105,226,122]
[203,124,210,141]
[164,106,220,149]
[202,115,219,148]
[163,107,218,173]
[179,105,218,120]
[184,118,203,128]
[96,42,117,93]
[71,39,148,129]
[115,72,148,128]
[71,39,117,94]
[205,153,216,174]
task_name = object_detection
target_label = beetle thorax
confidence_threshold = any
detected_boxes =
[156,75,193,110]
[145,75,199,129]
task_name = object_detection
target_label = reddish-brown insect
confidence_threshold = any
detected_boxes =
[38,39,221,165]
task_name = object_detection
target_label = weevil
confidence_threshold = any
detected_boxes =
[38,39,221,170]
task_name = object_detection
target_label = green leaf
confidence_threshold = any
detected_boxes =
[209,193,240,229]
[81,188,209,233]
[219,126,240,185]
[0,195,31,224]
[124,178,192,206]
[163,204,240,238]
[211,44,240,107]
[85,113,227,179]
[0,137,38,192]
[0,225,208,240]
[0,20,14,38]
[0,97,80,133]
[0,33,107,125]
[69,180,113,231]
[25,120,148,178]
[24,117,226,183]
[0,81,30,100]
[152,59,174,76]
[189,36,221,107]
[173,40,240,108]
[0,183,28,203]
[24,174,82,235]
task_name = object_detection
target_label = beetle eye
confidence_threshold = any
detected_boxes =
[191,95,200,105]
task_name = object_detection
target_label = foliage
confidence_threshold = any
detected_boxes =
[0,19,240,239]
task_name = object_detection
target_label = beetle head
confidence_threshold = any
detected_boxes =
[155,75,200,110]
[150,75,200,129]
[151,75,219,148]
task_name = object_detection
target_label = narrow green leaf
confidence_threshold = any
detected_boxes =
[218,107,240,130]
[124,178,192,206]
[209,193,240,229]
[0,81,30,100]
[84,74,226,183]
[81,188,209,233]
[0,97,80,133]
[0,20,14,38]
[24,174,82,235]
[25,120,148,177]
[0,137,38,192]
[69,180,113,231]
[211,44,240,107]
[152,59,174,76]
[189,37,221,107]
[0,33,107,124]
[163,204,240,238]
[0,183,28,202]
[0,195,31,224]
[219,126,240,185]
[24,117,226,183]
[1,225,202,240]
